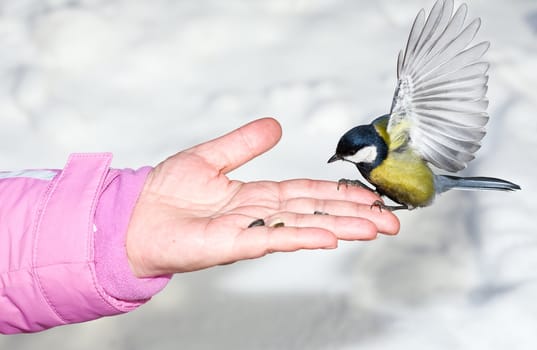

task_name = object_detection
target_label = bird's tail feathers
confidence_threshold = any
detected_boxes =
[435,175,521,194]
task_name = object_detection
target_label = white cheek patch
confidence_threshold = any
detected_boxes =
[345,145,378,164]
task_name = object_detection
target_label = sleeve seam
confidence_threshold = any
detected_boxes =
[31,160,69,324]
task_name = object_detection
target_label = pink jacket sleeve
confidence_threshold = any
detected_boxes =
[0,153,170,334]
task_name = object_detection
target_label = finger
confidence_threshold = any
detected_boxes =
[222,200,398,235]
[281,198,400,235]
[234,226,338,260]
[278,179,382,205]
[263,212,379,240]
[185,117,282,174]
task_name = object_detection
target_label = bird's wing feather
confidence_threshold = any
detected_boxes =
[388,0,489,172]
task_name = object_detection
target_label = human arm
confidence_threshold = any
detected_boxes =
[0,154,160,334]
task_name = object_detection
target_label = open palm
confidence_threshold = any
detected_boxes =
[126,118,399,277]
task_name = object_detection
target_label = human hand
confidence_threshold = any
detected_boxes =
[126,118,399,277]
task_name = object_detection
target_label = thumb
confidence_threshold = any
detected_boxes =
[184,118,282,174]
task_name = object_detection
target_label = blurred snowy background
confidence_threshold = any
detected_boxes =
[1,0,536,349]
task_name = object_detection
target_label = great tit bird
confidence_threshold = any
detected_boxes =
[328,0,520,210]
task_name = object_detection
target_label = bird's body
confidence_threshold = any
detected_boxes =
[354,115,436,208]
[370,153,435,208]
[329,0,520,210]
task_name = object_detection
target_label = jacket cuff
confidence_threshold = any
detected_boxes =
[94,166,171,301]
[34,154,166,329]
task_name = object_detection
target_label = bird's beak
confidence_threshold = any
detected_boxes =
[327,154,341,163]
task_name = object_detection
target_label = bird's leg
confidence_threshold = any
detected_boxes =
[370,200,408,212]
[336,179,408,211]
[337,178,377,193]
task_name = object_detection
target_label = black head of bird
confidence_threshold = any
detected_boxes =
[328,123,388,176]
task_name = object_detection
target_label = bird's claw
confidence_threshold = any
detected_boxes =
[370,200,408,212]
[337,178,376,192]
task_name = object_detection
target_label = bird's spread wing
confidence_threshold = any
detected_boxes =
[388,0,490,172]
